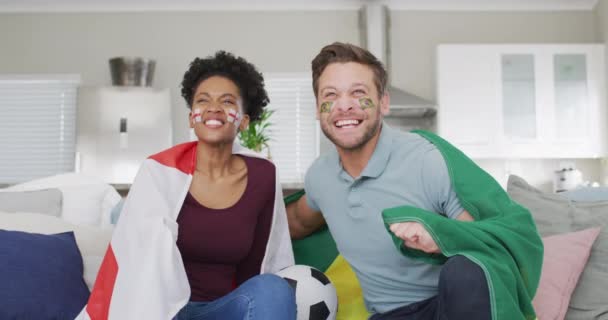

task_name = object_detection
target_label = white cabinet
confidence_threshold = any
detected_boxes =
[76,86,173,184]
[437,44,606,159]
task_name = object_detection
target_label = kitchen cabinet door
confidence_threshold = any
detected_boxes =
[437,44,606,159]
[437,45,502,158]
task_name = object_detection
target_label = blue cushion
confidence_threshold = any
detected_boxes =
[561,187,608,202]
[0,230,90,319]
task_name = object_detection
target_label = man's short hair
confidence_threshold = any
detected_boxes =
[311,42,388,99]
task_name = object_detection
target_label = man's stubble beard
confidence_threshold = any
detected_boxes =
[321,112,383,152]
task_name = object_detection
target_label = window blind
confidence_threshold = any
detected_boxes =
[264,73,319,186]
[0,75,80,184]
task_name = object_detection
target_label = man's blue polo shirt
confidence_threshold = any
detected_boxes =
[305,124,464,314]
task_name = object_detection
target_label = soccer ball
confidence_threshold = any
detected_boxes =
[277,265,338,320]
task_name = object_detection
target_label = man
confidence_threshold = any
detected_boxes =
[286,42,542,320]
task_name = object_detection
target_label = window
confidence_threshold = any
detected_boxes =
[0,75,80,184]
[265,73,319,187]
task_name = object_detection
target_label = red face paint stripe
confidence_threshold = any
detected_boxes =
[227,109,240,123]
[86,245,119,320]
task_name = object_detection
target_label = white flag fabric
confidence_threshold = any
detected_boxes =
[76,142,294,320]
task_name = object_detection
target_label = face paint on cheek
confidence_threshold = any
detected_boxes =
[359,97,376,110]
[192,108,202,123]
[226,109,242,127]
[319,101,333,113]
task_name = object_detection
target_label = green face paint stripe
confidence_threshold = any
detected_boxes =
[359,97,375,110]
[320,101,333,113]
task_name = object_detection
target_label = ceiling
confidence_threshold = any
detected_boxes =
[0,0,599,12]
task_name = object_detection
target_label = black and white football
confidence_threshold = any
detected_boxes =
[277,265,338,320]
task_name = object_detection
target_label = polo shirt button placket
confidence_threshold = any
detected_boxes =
[347,182,364,219]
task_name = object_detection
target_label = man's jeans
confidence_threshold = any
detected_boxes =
[370,255,491,320]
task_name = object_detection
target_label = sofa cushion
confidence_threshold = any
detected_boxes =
[2,173,121,228]
[561,186,608,202]
[0,230,90,319]
[0,188,62,217]
[507,175,608,319]
[0,211,113,290]
[110,198,125,224]
[533,228,600,320]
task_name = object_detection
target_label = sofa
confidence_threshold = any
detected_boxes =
[1,173,607,320]
[507,175,608,320]
[0,173,119,319]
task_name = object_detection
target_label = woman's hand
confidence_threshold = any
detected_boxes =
[389,222,440,254]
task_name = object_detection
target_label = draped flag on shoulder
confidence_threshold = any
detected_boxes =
[76,142,294,320]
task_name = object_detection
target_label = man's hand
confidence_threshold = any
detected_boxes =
[389,222,440,254]
[389,210,475,254]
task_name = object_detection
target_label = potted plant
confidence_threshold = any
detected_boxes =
[238,109,274,158]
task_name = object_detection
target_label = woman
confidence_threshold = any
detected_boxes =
[174,51,296,320]
[77,51,294,320]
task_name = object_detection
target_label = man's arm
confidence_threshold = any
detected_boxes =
[286,194,326,239]
[391,148,474,253]
[455,210,474,222]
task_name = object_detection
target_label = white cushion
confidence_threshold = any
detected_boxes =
[1,173,121,228]
[0,211,113,290]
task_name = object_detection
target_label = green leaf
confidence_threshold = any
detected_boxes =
[238,108,274,152]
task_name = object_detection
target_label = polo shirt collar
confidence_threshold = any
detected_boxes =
[329,122,394,180]
[360,123,393,178]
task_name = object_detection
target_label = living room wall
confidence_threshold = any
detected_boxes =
[0,7,603,191]
[0,10,359,144]
[390,10,597,102]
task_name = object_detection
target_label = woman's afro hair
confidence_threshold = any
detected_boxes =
[181,51,269,122]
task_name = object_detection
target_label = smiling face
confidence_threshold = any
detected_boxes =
[190,75,250,145]
[316,62,389,151]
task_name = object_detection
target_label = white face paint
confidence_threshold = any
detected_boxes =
[192,108,202,123]
[226,108,242,127]
[192,106,242,129]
